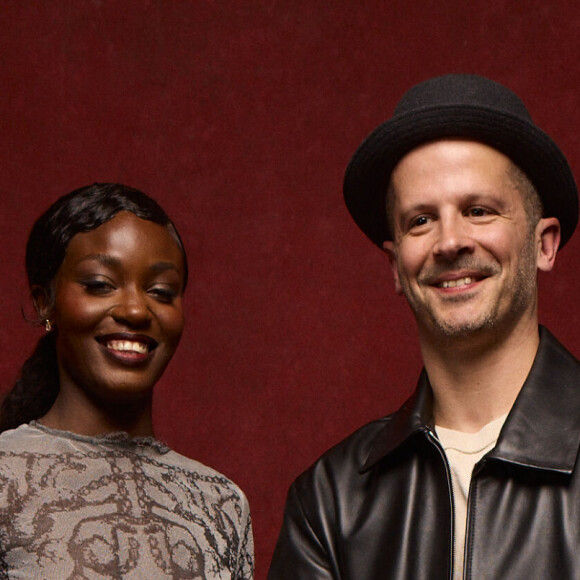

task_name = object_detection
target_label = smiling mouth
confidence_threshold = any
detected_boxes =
[96,335,158,362]
[437,276,477,289]
[106,340,150,354]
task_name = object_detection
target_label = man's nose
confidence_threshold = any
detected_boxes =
[432,215,475,260]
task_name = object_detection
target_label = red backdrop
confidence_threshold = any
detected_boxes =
[2,2,580,577]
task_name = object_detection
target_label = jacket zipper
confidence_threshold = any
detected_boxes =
[426,428,456,580]
[463,461,484,580]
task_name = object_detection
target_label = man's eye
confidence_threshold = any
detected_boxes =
[468,207,488,217]
[411,216,430,228]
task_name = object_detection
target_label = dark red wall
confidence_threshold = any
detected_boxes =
[2,2,580,577]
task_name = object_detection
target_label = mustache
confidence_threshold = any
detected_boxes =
[417,257,500,285]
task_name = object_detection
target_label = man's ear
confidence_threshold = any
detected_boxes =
[535,217,560,273]
[382,241,404,294]
[31,285,53,322]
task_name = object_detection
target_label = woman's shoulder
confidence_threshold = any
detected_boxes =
[0,422,45,452]
[0,423,249,506]
[160,447,250,503]
[0,422,250,507]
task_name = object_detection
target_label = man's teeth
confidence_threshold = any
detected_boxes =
[440,276,474,289]
[106,340,148,354]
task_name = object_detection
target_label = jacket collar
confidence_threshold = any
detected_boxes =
[361,326,580,474]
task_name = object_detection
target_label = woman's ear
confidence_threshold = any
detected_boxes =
[31,285,53,322]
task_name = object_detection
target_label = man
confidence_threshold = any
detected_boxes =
[268,74,580,579]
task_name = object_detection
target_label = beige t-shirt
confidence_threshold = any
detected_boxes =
[435,414,507,580]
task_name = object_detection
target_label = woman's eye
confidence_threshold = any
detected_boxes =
[149,286,178,303]
[81,279,114,294]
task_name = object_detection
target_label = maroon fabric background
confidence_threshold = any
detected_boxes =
[2,2,580,577]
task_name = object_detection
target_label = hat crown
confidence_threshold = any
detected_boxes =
[344,73,578,248]
[394,74,532,122]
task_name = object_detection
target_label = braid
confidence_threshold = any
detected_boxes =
[0,333,59,433]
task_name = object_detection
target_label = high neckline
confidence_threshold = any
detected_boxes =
[29,420,170,454]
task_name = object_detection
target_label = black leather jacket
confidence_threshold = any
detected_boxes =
[268,327,580,579]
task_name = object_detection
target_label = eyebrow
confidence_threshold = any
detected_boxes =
[79,254,121,267]
[78,254,182,275]
[400,192,508,214]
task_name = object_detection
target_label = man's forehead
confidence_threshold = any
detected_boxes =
[387,139,524,215]
[392,139,512,176]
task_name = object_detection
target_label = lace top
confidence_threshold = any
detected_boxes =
[0,422,253,579]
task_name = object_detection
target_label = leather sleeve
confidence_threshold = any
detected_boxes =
[267,481,336,579]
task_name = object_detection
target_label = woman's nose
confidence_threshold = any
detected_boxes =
[111,288,151,327]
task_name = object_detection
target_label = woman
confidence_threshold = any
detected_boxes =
[0,183,253,579]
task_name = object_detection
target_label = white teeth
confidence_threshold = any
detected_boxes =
[106,340,148,354]
[440,277,473,289]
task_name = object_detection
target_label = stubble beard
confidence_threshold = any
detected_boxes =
[401,233,538,340]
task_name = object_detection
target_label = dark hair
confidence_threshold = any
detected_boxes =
[0,183,188,432]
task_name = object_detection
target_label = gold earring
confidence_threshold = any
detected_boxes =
[44,319,53,332]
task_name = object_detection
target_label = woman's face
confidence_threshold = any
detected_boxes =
[49,211,185,406]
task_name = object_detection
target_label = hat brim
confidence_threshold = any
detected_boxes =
[343,105,578,248]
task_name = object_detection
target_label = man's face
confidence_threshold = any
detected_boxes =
[383,139,556,340]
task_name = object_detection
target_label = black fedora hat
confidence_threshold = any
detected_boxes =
[343,74,578,248]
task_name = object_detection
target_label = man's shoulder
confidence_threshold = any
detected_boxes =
[534,326,580,388]
[293,414,395,492]
[539,326,580,367]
